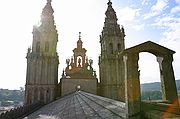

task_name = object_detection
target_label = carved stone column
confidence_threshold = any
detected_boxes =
[38,87,41,101]
[44,88,47,103]
[50,87,54,102]
[31,87,34,104]
[157,55,178,103]
[124,53,141,118]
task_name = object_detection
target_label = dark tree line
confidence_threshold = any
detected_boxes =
[141,90,162,100]
[0,88,24,102]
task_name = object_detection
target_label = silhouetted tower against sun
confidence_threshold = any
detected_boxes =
[99,0,126,101]
[25,0,59,105]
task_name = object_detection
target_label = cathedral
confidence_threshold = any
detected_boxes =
[24,0,126,105]
[22,0,180,118]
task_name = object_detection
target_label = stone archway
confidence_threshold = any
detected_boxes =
[122,41,178,117]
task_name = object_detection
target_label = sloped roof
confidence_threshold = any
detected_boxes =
[24,91,126,119]
[122,41,175,56]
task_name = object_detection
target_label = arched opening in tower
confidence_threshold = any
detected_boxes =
[109,43,113,54]
[77,56,82,67]
[138,52,162,101]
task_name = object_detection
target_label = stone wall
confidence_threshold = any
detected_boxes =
[60,78,97,96]
[141,101,180,118]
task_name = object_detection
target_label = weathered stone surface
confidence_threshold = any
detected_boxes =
[122,41,178,118]
[25,0,59,105]
[24,91,126,119]
[23,0,179,118]
[99,0,125,102]
[61,78,97,96]
[60,32,98,96]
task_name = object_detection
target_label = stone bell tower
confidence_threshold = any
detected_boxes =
[60,32,97,96]
[99,0,125,101]
[25,0,59,105]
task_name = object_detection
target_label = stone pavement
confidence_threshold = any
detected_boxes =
[24,91,126,119]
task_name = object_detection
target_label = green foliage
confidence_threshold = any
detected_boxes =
[1,101,14,107]
[0,88,24,102]
[141,80,180,92]
[141,90,162,100]
[141,80,180,101]
[178,91,180,96]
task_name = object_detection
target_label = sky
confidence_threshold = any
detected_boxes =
[0,0,179,90]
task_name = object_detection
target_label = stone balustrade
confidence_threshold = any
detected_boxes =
[0,102,44,119]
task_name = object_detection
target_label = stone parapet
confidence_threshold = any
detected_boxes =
[0,102,44,119]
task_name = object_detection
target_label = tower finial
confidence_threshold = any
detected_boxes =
[47,0,51,3]
[108,0,112,6]
[41,0,54,23]
[79,32,81,40]
[77,32,83,49]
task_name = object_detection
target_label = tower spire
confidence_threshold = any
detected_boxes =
[47,0,52,3]
[31,0,58,54]
[77,32,83,49]
[41,0,54,26]
[105,0,117,22]
[108,0,112,6]
[101,0,120,37]
[79,32,81,40]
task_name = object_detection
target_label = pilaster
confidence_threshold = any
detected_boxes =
[157,55,178,103]
[124,53,141,118]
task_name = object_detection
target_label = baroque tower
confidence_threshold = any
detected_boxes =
[61,32,97,96]
[25,0,59,105]
[99,0,125,101]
